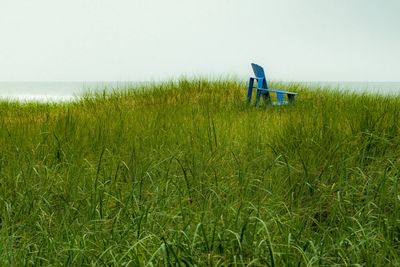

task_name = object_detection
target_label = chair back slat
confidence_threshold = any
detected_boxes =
[251,63,265,79]
[251,63,268,88]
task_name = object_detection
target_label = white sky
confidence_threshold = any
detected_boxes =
[0,0,399,82]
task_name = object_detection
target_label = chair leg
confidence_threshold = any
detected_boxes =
[288,94,295,103]
[261,92,271,105]
[277,92,284,105]
[247,78,254,103]
[255,90,261,106]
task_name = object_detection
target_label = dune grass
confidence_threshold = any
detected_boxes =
[0,79,399,266]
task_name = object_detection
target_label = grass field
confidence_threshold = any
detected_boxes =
[0,79,399,266]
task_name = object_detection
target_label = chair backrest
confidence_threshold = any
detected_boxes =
[251,63,265,78]
[251,63,268,89]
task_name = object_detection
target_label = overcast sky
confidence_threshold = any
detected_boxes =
[0,0,399,82]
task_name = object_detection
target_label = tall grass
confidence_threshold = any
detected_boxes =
[0,79,399,265]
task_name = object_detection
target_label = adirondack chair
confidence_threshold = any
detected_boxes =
[247,63,297,106]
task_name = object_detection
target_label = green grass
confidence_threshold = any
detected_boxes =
[0,79,399,266]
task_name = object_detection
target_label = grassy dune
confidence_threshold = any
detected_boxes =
[0,80,399,265]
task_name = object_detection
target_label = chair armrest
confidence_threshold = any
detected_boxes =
[257,88,297,95]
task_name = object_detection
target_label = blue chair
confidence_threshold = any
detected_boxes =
[247,63,297,106]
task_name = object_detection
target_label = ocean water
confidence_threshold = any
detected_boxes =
[298,81,400,95]
[0,81,139,102]
[0,81,399,102]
